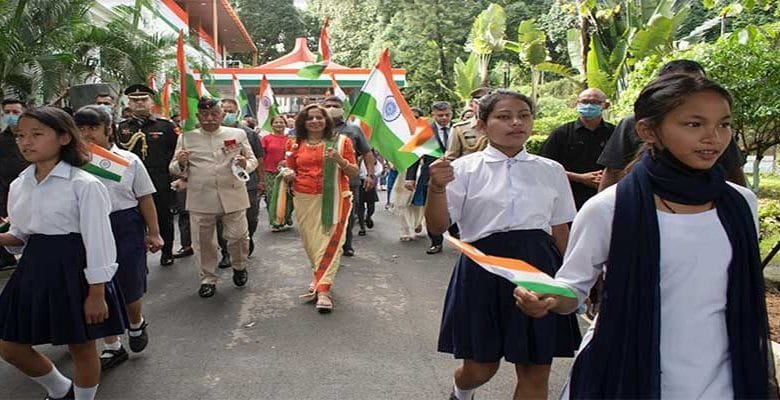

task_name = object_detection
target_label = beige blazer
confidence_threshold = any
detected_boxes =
[169,127,258,214]
[445,118,488,160]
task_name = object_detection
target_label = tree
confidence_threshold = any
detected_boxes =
[235,0,309,65]
[466,3,507,87]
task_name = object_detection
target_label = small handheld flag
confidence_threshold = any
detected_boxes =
[82,143,130,182]
[446,235,577,298]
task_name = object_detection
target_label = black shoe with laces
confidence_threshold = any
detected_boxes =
[173,246,194,258]
[128,320,149,353]
[365,217,374,229]
[198,284,216,298]
[99,346,129,371]
[342,246,355,257]
[160,252,174,266]
[426,245,443,254]
[233,269,248,287]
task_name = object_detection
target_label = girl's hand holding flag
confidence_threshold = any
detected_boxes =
[428,157,455,192]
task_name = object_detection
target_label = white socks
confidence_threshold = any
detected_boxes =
[74,384,98,400]
[31,366,71,398]
[129,318,144,337]
[453,379,475,400]
[103,338,122,351]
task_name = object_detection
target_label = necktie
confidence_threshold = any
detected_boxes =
[440,127,449,148]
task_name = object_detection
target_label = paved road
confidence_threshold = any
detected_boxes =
[0,205,578,399]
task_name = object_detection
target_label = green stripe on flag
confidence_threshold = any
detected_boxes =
[512,280,577,299]
[321,138,337,226]
[350,93,419,172]
[82,163,122,182]
[298,63,327,80]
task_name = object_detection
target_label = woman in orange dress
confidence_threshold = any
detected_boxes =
[282,104,358,313]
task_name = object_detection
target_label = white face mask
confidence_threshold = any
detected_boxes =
[327,107,344,120]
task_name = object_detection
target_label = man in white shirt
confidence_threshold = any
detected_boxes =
[169,98,258,298]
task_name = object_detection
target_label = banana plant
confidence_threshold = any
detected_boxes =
[452,52,481,103]
[505,19,576,100]
[568,0,694,99]
[465,3,507,87]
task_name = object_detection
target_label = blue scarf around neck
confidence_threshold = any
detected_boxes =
[568,151,777,399]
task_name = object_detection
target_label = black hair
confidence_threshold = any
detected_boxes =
[295,104,336,141]
[634,74,732,129]
[198,96,219,110]
[477,90,535,122]
[2,99,26,109]
[323,96,343,105]
[74,105,113,139]
[430,101,451,112]
[19,107,91,167]
[411,107,425,118]
[658,59,706,78]
[95,93,113,100]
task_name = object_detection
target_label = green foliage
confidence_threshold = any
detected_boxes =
[234,0,308,65]
[524,134,548,155]
[759,199,780,258]
[467,3,507,87]
[453,53,482,103]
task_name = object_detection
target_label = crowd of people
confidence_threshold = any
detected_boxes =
[0,58,776,400]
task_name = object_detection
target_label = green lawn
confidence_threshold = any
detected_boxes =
[757,175,780,264]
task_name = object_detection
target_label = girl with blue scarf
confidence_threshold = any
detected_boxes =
[515,74,778,398]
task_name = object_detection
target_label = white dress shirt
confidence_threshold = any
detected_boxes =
[7,161,118,284]
[556,183,758,399]
[96,145,156,212]
[446,144,577,242]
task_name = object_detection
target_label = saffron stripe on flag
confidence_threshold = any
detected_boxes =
[90,145,130,167]
[445,235,577,298]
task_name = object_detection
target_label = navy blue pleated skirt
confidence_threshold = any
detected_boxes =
[0,234,128,345]
[438,230,582,365]
[110,207,148,304]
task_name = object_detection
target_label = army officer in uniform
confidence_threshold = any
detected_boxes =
[117,84,177,266]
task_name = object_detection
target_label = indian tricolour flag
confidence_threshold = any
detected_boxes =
[330,73,351,115]
[298,17,331,79]
[232,74,250,118]
[349,49,439,172]
[177,30,199,131]
[160,79,173,118]
[82,143,130,182]
[256,75,279,133]
[196,80,213,98]
[446,236,577,298]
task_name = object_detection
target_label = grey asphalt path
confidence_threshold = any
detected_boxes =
[0,204,578,399]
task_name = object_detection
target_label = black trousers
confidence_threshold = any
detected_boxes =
[150,172,174,256]
[176,190,191,248]
[429,224,460,247]
[343,184,361,249]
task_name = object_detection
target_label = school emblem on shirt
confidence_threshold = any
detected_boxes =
[382,95,401,123]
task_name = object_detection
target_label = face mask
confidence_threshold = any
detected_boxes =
[222,113,238,126]
[327,107,344,120]
[576,103,603,119]
[2,114,19,129]
[97,104,113,116]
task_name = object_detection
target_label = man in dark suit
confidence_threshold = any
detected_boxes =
[404,101,455,254]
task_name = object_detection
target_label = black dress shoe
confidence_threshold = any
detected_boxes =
[426,245,443,254]
[160,253,174,266]
[99,346,129,371]
[358,229,366,236]
[218,253,232,269]
[365,217,374,229]
[128,320,149,353]
[173,247,194,258]
[342,246,355,257]
[233,269,248,287]
[45,384,74,400]
[248,238,255,257]
[0,256,17,271]
[198,284,216,298]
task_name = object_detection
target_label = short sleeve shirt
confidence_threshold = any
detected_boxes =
[540,119,615,209]
[99,145,156,212]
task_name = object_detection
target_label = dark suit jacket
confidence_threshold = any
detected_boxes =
[405,123,450,185]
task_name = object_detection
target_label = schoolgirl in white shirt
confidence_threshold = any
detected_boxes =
[0,107,127,400]
[74,105,163,371]
[426,90,582,400]
[515,75,777,398]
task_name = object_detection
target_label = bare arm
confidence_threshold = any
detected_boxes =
[424,158,454,236]
[551,223,569,255]
[0,232,24,247]
[137,194,163,253]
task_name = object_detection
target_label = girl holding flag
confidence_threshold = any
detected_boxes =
[515,75,777,398]
[262,114,293,232]
[282,104,358,313]
[74,106,163,371]
[0,107,127,400]
[425,90,581,400]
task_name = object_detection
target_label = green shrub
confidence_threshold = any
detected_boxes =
[525,135,547,155]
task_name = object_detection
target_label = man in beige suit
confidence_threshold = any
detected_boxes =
[445,87,490,161]
[169,98,258,298]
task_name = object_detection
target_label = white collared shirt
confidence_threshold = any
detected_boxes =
[436,123,452,148]
[446,144,577,242]
[7,161,118,284]
[97,145,156,212]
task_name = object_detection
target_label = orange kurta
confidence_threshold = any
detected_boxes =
[286,137,355,195]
